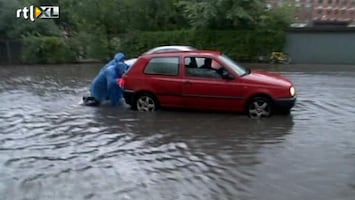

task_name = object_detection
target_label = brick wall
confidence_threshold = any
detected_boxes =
[267,0,355,24]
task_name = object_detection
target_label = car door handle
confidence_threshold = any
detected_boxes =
[183,81,192,85]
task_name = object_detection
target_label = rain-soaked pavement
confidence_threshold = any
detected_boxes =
[0,63,355,200]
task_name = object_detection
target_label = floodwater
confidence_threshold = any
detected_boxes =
[0,63,355,200]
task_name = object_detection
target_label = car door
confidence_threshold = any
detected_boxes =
[143,56,184,108]
[182,56,244,111]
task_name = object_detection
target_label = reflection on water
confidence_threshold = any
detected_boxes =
[0,64,355,200]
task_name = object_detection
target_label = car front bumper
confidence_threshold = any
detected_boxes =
[273,97,296,110]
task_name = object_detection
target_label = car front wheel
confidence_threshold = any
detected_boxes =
[135,93,159,112]
[248,97,272,119]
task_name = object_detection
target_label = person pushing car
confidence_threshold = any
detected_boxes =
[83,52,128,107]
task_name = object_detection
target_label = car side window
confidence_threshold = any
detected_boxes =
[185,57,223,79]
[144,57,180,76]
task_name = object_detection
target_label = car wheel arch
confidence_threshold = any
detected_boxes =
[134,91,160,105]
[244,93,274,112]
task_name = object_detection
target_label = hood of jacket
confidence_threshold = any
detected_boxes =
[114,52,125,63]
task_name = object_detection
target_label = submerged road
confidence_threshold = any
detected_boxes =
[0,64,354,200]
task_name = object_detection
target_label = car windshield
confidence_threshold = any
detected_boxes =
[219,54,248,76]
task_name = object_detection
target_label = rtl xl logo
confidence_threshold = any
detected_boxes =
[16,6,59,22]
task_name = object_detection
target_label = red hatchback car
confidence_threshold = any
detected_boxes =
[121,50,296,118]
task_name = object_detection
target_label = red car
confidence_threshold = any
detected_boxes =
[120,50,296,118]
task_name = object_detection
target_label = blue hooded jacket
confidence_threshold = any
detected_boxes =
[100,53,129,72]
[90,52,128,106]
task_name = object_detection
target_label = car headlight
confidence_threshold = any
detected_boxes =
[290,86,296,97]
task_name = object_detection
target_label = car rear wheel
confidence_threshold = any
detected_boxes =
[248,97,272,119]
[135,93,159,112]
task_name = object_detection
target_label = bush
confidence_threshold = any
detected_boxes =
[120,29,286,62]
[20,29,286,64]
[22,35,75,64]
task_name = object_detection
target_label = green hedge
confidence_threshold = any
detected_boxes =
[120,30,286,61]
[22,35,76,64]
[20,30,286,64]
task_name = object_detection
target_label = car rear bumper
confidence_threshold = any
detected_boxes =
[273,97,296,110]
[124,90,135,105]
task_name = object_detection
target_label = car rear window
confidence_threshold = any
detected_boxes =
[144,57,179,76]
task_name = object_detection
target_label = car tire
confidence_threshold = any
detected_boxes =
[135,93,159,112]
[248,97,272,119]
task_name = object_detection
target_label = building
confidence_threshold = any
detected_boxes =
[267,0,355,26]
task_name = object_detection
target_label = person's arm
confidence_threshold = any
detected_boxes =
[116,63,127,78]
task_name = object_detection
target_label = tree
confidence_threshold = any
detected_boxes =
[258,0,295,31]
[177,0,266,30]
[59,0,188,59]
[0,0,20,39]
[124,0,188,31]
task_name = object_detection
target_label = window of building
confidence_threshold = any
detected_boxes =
[144,57,180,76]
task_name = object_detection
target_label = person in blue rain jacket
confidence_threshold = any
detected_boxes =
[83,52,128,107]
[99,52,129,72]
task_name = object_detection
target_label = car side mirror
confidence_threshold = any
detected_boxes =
[220,69,234,80]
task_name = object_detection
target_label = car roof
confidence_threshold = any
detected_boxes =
[143,50,222,58]
[143,45,196,54]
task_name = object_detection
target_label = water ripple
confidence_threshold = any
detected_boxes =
[0,65,355,200]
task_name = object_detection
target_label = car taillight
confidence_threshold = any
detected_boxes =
[119,78,125,88]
